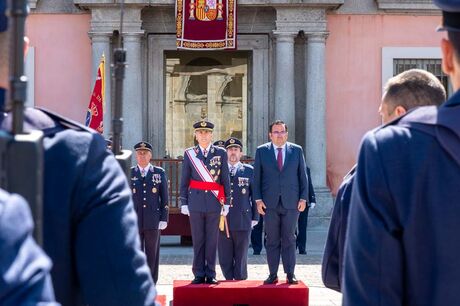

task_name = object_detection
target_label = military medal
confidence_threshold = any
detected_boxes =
[133,188,136,194]
[214,176,219,181]
[152,187,157,193]
[242,188,246,194]
[210,169,216,175]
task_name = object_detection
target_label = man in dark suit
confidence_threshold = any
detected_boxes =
[343,2,460,304]
[0,3,156,303]
[296,167,316,255]
[180,120,231,284]
[131,141,169,284]
[323,69,446,292]
[254,120,309,284]
[218,137,259,280]
[0,189,57,305]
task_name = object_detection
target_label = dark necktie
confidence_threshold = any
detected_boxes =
[230,166,236,176]
[277,147,283,171]
[141,168,146,177]
[203,148,207,158]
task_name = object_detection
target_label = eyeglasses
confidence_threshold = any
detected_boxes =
[271,131,287,135]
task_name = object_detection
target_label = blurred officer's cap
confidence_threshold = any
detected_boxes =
[434,0,460,32]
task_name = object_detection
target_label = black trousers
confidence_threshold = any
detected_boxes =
[189,211,220,278]
[251,215,264,254]
[140,229,161,284]
[218,230,250,280]
[296,207,309,253]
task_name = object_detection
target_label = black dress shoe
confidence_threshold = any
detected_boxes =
[253,251,261,255]
[191,276,205,284]
[205,277,218,284]
[263,274,278,284]
[286,273,298,284]
[299,250,307,255]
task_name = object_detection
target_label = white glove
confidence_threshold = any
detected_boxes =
[251,220,258,228]
[221,205,230,216]
[310,202,316,209]
[158,221,168,230]
[181,205,190,216]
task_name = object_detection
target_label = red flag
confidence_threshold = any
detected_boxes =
[85,55,105,133]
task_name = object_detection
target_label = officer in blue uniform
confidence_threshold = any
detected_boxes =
[180,120,231,284]
[296,167,316,255]
[213,140,225,148]
[218,137,259,280]
[343,2,460,304]
[1,2,156,305]
[325,69,446,293]
[0,189,57,305]
[131,141,169,284]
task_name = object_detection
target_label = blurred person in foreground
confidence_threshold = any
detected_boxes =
[0,1,156,304]
[322,68,446,292]
[342,2,460,304]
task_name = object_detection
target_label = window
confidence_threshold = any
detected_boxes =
[164,51,249,158]
[382,47,453,97]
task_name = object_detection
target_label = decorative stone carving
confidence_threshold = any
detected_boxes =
[275,7,327,33]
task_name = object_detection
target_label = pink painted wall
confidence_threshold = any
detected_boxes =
[326,14,442,194]
[26,14,91,123]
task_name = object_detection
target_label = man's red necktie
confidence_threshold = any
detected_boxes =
[277,147,283,171]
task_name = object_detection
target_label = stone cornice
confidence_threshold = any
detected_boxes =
[88,7,144,35]
[75,0,343,9]
[375,0,440,14]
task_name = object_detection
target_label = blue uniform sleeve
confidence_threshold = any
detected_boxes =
[179,153,191,207]
[72,135,157,306]
[253,148,262,201]
[342,132,403,306]
[298,147,309,202]
[159,169,169,222]
[248,167,259,221]
[0,191,58,306]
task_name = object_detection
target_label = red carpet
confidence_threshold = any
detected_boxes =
[173,280,309,306]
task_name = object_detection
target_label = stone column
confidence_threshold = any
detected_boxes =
[273,31,297,140]
[89,33,111,136]
[122,33,144,151]
[305,32,332,226]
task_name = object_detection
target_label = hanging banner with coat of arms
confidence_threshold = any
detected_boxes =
[176,0,237,50]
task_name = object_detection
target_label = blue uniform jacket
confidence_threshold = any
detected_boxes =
[131,165,169,230]
[180,145,231,212]
[0,189,58,306]
[253,142,309,209]
[227,163,259,231]
[1,108,156,306]
[343,90,460,306]
[321,165,355,292]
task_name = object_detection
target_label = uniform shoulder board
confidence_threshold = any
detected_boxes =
[243,163,254,170]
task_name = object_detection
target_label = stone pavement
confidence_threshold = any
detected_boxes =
[156,228,342,306]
